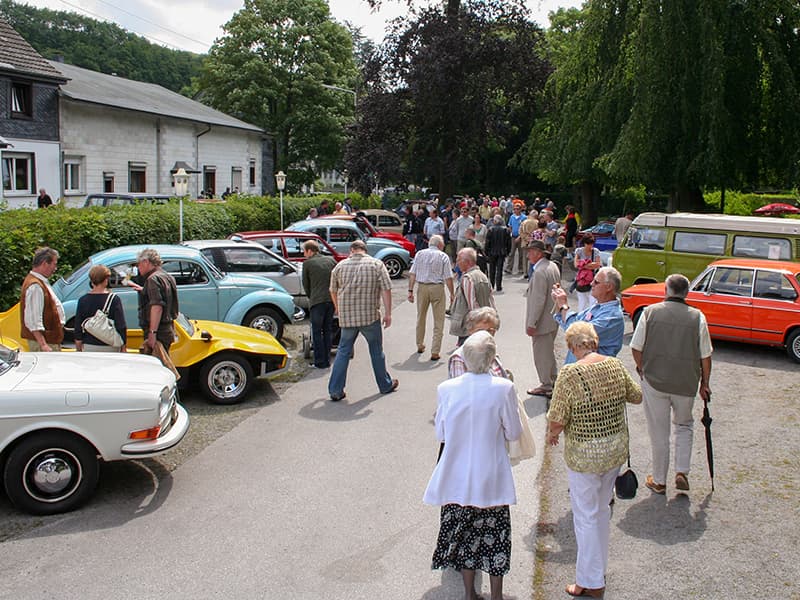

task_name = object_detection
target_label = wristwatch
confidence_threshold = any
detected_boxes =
[149,330,158,334]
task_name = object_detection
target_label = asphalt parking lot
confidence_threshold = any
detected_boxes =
[1,272,798,600]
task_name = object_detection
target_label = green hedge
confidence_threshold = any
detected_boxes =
[703,191,800,215]
[0,193,380,312]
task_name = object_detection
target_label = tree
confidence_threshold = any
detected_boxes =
[346,0,551,198]
[197,0,358,189]
[525,0,800,215]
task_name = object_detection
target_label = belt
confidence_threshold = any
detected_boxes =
[418,281,443,285]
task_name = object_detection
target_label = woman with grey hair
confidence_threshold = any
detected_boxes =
[448,307,509,379]
[424,331,522,600]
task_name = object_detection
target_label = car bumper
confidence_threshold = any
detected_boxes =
[259,354,291,378]
[120,403,190,457]
[293,306,306,321]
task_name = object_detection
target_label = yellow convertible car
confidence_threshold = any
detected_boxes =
[0,305,288,405]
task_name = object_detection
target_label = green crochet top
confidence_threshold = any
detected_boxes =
[547,357,642,473]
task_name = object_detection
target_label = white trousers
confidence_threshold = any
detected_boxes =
[642,377,695,485]
[567,466,619,590]
[576,290,596,313]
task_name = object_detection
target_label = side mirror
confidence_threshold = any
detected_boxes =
[281,264,295,274]
[200,330,212,342]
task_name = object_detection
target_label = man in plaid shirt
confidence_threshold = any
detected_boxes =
[327,240,399,402]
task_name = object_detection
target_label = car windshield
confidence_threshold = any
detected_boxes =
[176,312,194,335]
[0,344,20,375]
[63,259,92,285]
[201,255,225,280]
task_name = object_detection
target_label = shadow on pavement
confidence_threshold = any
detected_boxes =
[298,393,383,422]
[616,492,711,544]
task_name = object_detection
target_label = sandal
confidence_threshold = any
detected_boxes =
[565,583,605,597]
[527,387,553,398]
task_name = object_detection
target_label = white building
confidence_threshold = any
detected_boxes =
[51,61,266,206]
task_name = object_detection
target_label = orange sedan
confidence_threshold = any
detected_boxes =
[621,258,800,362]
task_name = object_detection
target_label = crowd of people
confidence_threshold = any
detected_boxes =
[19,191,703,599]
[296,193,710,599]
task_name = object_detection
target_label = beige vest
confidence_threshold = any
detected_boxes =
[641,299,702,396]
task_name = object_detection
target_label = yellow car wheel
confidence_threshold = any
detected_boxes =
[199,353,254,405]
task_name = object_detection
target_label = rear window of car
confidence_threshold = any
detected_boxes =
[732,235,791,260]
[673,231,726,255]
[753,270,798,300]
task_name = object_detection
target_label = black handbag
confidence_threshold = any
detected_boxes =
[614,404,638,499]
[615,459,638,499]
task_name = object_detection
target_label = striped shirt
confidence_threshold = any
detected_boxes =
[410,247,452,284]
[330,252,391,328]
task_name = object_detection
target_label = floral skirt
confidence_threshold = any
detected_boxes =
[431,504,512,576]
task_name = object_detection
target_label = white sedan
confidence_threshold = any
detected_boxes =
[0,345,190,515]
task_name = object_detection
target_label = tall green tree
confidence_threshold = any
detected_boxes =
[198,0,357,189]
[346,0,551,198]
[525,0,800,215]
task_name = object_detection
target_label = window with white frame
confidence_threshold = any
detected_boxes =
[231,167,242,193]
[129,162,146,192]
[63,157,83,193]
[2,153,34,193]
[11,82,33,117]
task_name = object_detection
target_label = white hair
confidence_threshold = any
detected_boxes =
[462,330,496,374]
[428,234,444,249]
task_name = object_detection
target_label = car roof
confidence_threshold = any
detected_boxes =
[360,209,399,216]
[233,230,324,239]
[289,219,360,231]
[90,244,202,264]
[710,258,800,273]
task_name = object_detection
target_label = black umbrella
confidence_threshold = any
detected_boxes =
[701,392,715,491]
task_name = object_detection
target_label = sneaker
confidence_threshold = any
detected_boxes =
[675,472,690,491]
[330,392,346,402]
[645,475,666,495]
[381,378,399,394]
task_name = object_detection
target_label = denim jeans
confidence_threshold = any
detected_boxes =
[310,301,334,367]
[328,320,393,397]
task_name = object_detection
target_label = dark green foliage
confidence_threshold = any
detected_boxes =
[345,0,552,198]
[0,195,381,311]
[0,0,203,94]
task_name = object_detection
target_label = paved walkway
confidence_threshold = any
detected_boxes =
[0,274,550,600]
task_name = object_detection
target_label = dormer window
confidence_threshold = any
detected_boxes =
[11,82,33,117]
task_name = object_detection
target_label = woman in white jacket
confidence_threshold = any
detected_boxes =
[424,331,522,600]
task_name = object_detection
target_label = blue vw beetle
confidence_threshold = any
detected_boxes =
[53,245,305,340]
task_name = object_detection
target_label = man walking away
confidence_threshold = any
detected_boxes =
[524,240,561,398]
[630,274,712,495]
[450,248,494,345]
[20,247,64,351]
[328,240,398,402]
[484,214,512,292]
[407,235,454,361]
[302,239,336,368]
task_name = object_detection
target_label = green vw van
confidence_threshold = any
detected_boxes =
[611,212,800,289]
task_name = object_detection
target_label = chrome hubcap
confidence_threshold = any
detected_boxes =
[25,450,80,502]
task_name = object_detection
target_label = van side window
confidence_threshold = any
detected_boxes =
[732,236,791,260]
[674,231,726,255]
[709,267,753,296]
[753,271,798,301]
[625,226,666,250]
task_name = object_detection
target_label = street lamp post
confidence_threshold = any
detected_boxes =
[342,169,348,200]
[275,170,287,229]
[320,83,357,109]
[173,167,189,243]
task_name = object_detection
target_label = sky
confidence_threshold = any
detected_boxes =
[21,0,584,54]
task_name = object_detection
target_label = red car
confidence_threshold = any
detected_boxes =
[229,231,347,263]
[316,214,417,257]
[621,258,800,362]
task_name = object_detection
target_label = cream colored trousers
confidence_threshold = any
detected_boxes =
[415,282,446,355]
